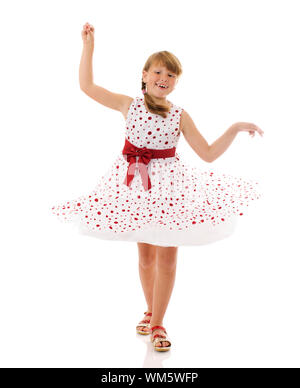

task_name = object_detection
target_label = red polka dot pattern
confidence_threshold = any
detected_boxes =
[50,97,262,245]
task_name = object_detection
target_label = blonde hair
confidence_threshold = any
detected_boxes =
[141,51,183,118]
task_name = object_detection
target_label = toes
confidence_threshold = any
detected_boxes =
[137,326,150,332]
[159,341,169,347]
[155,341,170,347]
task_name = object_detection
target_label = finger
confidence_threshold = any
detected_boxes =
[256,128,264,136]
[250,124,263,135]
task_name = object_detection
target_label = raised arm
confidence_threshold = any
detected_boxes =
[79,23,131,113]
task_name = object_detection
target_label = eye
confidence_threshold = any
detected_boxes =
[155,71,175,77]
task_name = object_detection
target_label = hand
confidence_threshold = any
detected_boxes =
[81,22,94,48]
[231,122,264,138]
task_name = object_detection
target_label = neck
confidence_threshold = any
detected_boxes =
[147,94,169,105]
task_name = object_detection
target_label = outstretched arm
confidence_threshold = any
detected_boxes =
[209,121,264,161]
[208,125,239,162]
[181,111,263,163]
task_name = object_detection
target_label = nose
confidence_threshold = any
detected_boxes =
[158,79,168,85]
[157,73,168,82]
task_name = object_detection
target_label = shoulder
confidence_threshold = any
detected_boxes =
[120,96,138,121]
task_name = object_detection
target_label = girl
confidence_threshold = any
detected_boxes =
[51,22,264,352]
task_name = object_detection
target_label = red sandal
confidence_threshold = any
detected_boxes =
[151,325,172,352]
[136,311,152,335]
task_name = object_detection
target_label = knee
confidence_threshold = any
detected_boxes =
[157,248,178,272]
[139,254,156,269]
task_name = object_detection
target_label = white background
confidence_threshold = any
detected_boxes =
[0,0,299,367]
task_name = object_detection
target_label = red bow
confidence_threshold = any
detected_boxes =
[123,143,153,191]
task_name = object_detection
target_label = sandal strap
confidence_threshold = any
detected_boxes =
[153,334,166,339]
[151,325,166,333]
[139,319,150,324]
[136,322,150,327]
[143,311,152,316]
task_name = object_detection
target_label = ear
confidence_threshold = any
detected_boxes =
[142,70,148,83]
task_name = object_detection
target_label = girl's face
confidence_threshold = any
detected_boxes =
[142,63,178,101]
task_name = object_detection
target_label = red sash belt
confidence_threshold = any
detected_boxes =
[122,138,176,191]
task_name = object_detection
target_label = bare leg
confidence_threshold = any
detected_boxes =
[150,246,178,347]
[136,242,157,332]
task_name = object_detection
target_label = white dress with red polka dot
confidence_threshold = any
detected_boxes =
[50,96,262,247]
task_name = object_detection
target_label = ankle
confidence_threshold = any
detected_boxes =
[150,322,163,328]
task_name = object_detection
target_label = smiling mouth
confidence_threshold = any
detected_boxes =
[156,84,168,89]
